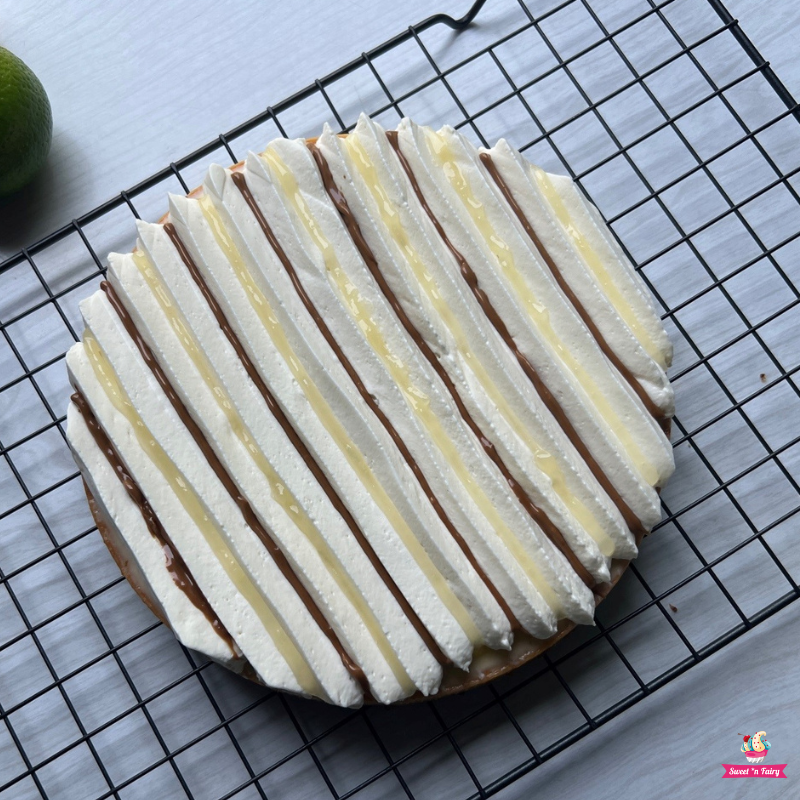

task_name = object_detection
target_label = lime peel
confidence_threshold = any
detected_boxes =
[0,46,53,197]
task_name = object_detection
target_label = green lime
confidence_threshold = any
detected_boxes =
[0,46,52,197]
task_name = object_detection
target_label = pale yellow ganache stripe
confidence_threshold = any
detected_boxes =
[131,250,414,693]
[531,166,666,368]
[196,190,483,646]
[425,131,660,487]
[345,135,616,559]
[81,331,323,698]
[265,146,564,615]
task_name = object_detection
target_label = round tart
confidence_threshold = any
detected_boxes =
[87,482,651,700]
[67,117,675,706]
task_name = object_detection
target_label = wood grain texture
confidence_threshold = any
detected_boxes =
[496,598,800,800]
[0,1,798,798]
[0,0,466,257]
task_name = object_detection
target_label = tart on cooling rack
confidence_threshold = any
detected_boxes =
[65,114,674,707]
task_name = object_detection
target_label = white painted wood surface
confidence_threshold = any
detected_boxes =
[0,0,461,258]
[496,600,800,799]
[727,0,800,97]
[0,1,798,799]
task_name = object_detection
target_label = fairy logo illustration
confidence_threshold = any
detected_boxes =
[721,730,787,778]
[740,731,770,763]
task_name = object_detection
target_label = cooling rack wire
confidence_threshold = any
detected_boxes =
[1,0,799,797]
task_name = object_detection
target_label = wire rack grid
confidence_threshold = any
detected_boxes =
[1,0,799,797]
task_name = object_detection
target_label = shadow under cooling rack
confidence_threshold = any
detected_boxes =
[1,0,800,798]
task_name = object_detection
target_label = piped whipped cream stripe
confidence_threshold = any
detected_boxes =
[394,121,676,521]
[323,120,633,566]
[230,152,558,638]
[531,162,673,367]
[115,234,433,702]
[68,392,239,661]
[307,141,596,589]
[254,140,595,628]
[240,149,520,623]
[530,166,667,367]
[479,152,669,428]
[482,140,673,415]
[203,164,526,647]
[68,328,350,703]
[386,129,652,536]
[160,211,475,668]
[328,117,636,567]
[102,270,416,698]
[419,126,672,488]
[193,184,508,652]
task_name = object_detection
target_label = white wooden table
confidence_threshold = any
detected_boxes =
[0,1,798,798]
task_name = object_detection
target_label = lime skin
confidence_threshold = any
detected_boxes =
[0,47,53,197]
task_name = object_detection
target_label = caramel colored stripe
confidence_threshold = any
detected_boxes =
[308,145,527,619]
[309,144,593,590]
[162,221,449,667]
[101,280,368,692]
[387,131,645,538]
[71,389,238,656]
[310,147,595,603]
[480,153,669,432]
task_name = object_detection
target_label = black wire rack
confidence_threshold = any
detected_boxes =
[1,0,799,797]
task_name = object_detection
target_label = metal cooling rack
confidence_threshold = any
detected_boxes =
[2,0,799,797]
